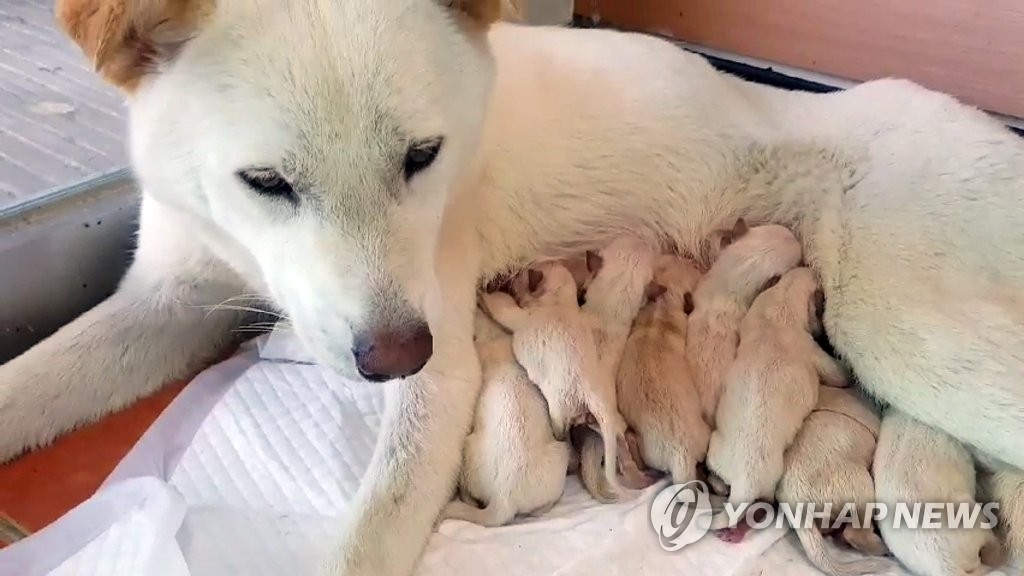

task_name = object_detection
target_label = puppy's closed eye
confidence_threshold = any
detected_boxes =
[683,292,695,314]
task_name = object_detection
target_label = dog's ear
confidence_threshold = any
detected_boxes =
[585,250,604,275]
[56,0,211,93]
[439,0,503,27]
[683,292,695,315]
[644,282,667,303]
[498,0,524,21]
[527,269,544,292]
[732,217,749,239]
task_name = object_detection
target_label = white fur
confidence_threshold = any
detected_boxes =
[706,267,837,507]
[875,409,1000,576]
[687,224,803,425]
[615,254,709,484]
[978,461,1024,566]
[3,12,1024,576]
[442,309,569,526]
[776,386,893,576]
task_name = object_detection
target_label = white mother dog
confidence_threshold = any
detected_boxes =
[2,1,1022,575]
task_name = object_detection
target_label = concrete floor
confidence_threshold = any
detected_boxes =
[0,0,128,211]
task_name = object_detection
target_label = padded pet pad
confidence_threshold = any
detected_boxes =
[0,332,901,576]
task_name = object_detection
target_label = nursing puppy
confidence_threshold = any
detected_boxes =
[480,261,644,502]
[613,254,709,485]
[687,222,806,426]
[776,386,893,576]
[707,267,845,511]
[978,461,1024,567]
[875,409,1001,576]
[442,308,570,527]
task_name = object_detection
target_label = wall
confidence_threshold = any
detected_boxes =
[575,0,1024,119]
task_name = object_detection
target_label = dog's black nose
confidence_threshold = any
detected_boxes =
[351,323,433,382]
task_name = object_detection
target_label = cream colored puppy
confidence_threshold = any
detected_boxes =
[442,308,571,527]
[574,237,662,499]
[978,459,1024,569]
[875,409,1001,576]
[707,267,845,509]
[613,254,709,484]
[776,386,893,576]
[687,221,806,427]
[480,261,642,502]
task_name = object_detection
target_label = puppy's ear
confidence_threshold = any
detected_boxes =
[812,288,825,318]
[683,292,695,314]
[807,287,826,335]
[761,274,781,292]
[585,250,604,275]
[732,218,749,239]
[439,0,502,27]
[644,282,667,303]
[57,0,211,93]
[527,269,544,292]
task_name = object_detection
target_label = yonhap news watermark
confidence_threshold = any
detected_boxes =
[649,481,1001,551]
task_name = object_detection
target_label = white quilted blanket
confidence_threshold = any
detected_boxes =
[0,332,890,576]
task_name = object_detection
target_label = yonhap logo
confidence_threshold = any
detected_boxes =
[649,481,715,551]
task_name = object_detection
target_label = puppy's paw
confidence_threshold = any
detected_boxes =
[713,523,752,544]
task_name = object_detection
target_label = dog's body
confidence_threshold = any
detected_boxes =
[706,267,839,507]
[615,254,708,484]
[442,310,570,526]
[875,409,1001,576]
[776,386,891,576]
[687,224,803,425]
[3,3,1024,574]
[480,261,635,502]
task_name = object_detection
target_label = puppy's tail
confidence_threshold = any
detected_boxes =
[795,528,896,576]
[578,430,619,504]
[442,499,514,528]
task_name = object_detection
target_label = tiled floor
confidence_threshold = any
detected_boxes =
[0,0,128,211]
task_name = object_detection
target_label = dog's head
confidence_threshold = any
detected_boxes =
[59,0,501,380]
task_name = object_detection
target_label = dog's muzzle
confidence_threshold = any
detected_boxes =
[351,323,433,382]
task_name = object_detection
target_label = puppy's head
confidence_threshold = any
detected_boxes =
[59,0,502,380]
[772,268,825,334]
[649,254,701,312]
[510,262,577,307]
[707,224,802,298]
[559,251,603,304]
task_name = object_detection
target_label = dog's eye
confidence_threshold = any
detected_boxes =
[237,168,295,201]
[403,137,444,181]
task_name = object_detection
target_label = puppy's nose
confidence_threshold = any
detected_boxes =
[351,323,433,382]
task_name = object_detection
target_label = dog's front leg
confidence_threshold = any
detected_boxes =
[0,198,249,462]
[322,345,481,576]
